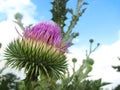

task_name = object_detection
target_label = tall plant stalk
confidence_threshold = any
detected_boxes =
[51,0,88,45]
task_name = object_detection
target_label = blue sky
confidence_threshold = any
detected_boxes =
[0,0,120,89]
[81,0,120,44]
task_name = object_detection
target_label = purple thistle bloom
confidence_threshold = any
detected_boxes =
[23,21,70,53]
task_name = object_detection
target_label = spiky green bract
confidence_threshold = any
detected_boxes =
[4,38,67,80]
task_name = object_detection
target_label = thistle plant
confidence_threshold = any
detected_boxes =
[51,0,88,45]
[6,0,88,89]
[51,39,109,90]
[4,21,70,83]
[3,0,110,90]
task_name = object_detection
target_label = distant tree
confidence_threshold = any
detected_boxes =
[114,85,120,90]
[112,58,120,90]
[0,43,1,48]
[0,73,20,90]
[112,57,120,72]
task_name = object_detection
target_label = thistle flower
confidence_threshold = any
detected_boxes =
[5,21,69,81]
[24,21,70,53]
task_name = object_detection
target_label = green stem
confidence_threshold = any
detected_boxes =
[65,0,83,35]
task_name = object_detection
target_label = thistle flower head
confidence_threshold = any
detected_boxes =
[24,21,69,53]
[5,21,69,80]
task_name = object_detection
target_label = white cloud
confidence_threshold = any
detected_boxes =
[0,0,37,24]
[0,0,37,50]
[90,41,120,89]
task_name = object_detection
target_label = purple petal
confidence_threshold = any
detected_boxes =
[23,21,70,53]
